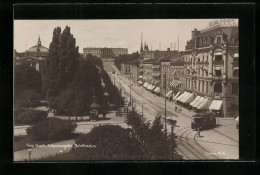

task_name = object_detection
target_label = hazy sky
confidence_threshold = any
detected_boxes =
[14,19,237,54]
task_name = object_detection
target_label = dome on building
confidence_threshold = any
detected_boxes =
[27,36,49,57]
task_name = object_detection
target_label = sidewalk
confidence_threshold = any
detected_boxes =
[14,139,75,161]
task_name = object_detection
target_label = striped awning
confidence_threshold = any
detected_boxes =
[153,65,160,69]
[166,90,173,98]
[197,97,211,109]
[154,80,159,85]
[182,93,194,103]
[146,84,153,90]
[172,92,181,101]
[193,97,205,108]
[190,96,200,106]
[143,82,149,88]
[209,100,223,110]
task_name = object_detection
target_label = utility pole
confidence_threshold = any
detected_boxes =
[142,104,143,117]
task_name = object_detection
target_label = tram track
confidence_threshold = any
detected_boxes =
[115,74,236,160]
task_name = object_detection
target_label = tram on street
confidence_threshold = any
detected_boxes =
[191,112,216,130]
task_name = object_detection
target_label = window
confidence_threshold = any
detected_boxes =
[232,37,236,44]
[217,37,221,44]
[215,55,222,61]
[215,69,221,77]
[214,83,222,93]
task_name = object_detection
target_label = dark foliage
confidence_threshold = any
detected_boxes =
[14,64,42,96]
[27,118,77,141]
[15,90,41,109]
[14,109,47,124]
[75,125,143,160]
[114,52,139,71]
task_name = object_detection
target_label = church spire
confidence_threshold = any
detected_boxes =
[140,32,143,53]
[38,35,41,46]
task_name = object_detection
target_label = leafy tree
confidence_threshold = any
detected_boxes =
[14,64,42,96]
[75,125,143,160]
[43,27,61,98]
[15,90,41,109]
[57,26,79,90]
[14,109,47,124]
[27,118,77,141]
[85,54,103,67]
[114,52,139,71]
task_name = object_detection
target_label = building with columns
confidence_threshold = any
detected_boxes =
[183,20,239,117]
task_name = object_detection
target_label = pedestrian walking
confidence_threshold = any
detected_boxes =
[175,106,177,112]
[197,127,201,137]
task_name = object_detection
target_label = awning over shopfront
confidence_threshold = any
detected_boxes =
[153,87,159,92]
[193,96,205,108]
[197,97,211,109]
[139,76,143,79]
[143,82,149,88]
[147,84,153,90]
[209,100,223,110]
[154,80,159,85]
[166,90,173,98]
[148,85,156,90]
[176,92,188,101]
[155,87,160,93]
[182,93,195,104]
[138,80,143,85]
[190,96,200,106]
[172,92,181,101]
[180,92,190,103]
[234,67,239,70]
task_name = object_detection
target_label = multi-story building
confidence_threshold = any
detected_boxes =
[183,19,239,117]
[83,47,128,60]
[121,59,140,83]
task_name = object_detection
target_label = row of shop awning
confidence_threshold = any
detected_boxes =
[152,65,160,69]
[174,91,223,110]
[142,82,161,93]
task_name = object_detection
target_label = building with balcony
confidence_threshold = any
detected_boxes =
[183,20,239,117]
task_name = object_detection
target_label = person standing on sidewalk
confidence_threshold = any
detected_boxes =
[197,127,201,137]
[175,106,177,112]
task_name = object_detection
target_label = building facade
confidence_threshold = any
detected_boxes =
[14,36,49,72]
[83,47,128,60]
[183,21,239,117]
[121,60,140,83]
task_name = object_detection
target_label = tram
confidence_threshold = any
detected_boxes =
[191,112,216,130]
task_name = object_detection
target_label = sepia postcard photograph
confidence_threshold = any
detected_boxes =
[13,18,240,161]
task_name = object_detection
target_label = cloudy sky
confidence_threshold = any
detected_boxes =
[14,19,238,54]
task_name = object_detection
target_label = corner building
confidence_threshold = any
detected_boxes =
[183,22,239,117]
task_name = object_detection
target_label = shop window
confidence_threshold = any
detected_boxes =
[214,83,222,93]
[232,37,236,44]
[232,83,239,95]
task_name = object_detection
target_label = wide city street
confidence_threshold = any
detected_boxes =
[109,65,239,160]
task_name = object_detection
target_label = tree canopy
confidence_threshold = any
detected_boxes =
[14,64,42,96]
[75,125,143,160]
[114,52,140,71]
